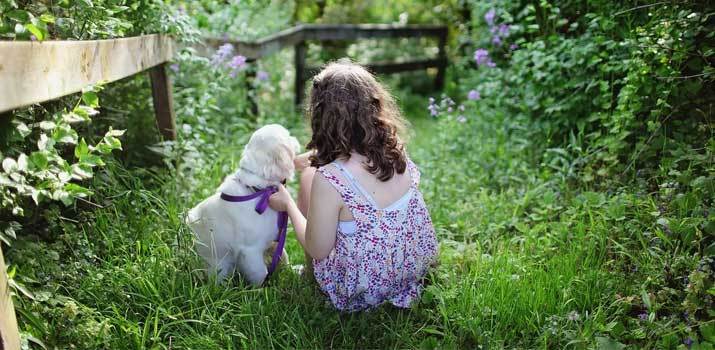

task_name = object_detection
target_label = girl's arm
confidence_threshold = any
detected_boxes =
[271,172,339,260]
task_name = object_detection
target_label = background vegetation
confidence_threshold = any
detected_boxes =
[0,0,713,349]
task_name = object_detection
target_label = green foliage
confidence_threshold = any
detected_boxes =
[0,0,197,40]
[0,86,124,243]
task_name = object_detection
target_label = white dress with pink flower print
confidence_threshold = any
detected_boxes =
[312,157,438,312]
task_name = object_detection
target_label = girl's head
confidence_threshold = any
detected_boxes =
[306,60,407,181]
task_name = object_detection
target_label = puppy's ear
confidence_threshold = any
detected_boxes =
[266,142,296,181]
[289,135,301,154]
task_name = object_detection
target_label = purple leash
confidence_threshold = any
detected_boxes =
[220,186,288,281]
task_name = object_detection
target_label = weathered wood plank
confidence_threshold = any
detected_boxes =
[302,24,447,41]
[305,58,447,79]
[203,26,304,60]
[0,247,20,350]
[204,24,446,60]
[0,34,174,113]
[148,64,177,140]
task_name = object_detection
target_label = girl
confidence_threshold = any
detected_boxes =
[269,61,438,312]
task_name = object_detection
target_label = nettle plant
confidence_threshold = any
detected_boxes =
[0,85,124,244]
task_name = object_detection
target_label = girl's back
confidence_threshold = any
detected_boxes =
[312,154,437,311]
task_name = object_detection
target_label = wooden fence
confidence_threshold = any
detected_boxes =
[204,24,448,106]
[0,34,177,140]
[0,34,176,350]
[0,23,447,349]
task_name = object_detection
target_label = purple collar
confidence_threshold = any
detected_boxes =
[220,186,288,281]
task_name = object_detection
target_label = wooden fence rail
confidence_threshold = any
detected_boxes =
[0,34,177,140]
[203,23,448,106]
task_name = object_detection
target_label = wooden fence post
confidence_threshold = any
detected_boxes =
[294,41,307,107]
[435,28,448,91]
[149,63,177,141]
[0,247,20,350]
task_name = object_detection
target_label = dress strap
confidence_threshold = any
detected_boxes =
[315,164,363,210]
[331,161,380,208]
[406,156,421,188]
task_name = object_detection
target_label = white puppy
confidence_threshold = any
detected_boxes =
[186,124,300,285]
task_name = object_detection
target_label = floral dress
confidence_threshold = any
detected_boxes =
[313,158,438,311]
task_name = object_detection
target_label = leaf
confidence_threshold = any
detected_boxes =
[596,336,626,350]
[37,134,52,150]
[39,13,55,23]
[29,152,48,170]
[24,23,44,40]
[14,23,25,35]
[81,91,99,108]
[641,290,652,310]
[73,105,99,118]
[702,323,715,342]
[74,138,89,160]
[71,164,93,180]
[16,154,27,172]
[8,278,35,300]
[106,128,126,137]
[15,122,31,137]
[39,121,56,130]
[63,112,89,123]
[2,158,18,173]
[52,124,78,144]
[64,183,92,198]
[6,10,31,23]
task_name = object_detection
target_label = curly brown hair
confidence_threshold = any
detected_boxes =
[306,60,408,181]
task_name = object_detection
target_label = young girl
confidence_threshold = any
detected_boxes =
[268,61,438,312]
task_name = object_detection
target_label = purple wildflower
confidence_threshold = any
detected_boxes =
[30,35,37,41]
[510,43,518,51]
[228,55,247,70]
[484,9,496,26]
[467,90,481,100]
[447,107,453,113]
[256,70,269,81]
[638,312,648,321]
[457,115,466,123]
[428,98,439,117]
[474,48,494,67]
[428,105,439,117]
[487,61,497,68]
[169,63,180,73]
[684,337,693,347]
[492,35,502,46]
[211,43,234,65]
[498,24,510,37]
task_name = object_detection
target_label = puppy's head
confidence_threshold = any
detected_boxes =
[239,124,300,184]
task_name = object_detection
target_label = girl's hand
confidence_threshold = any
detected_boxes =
[269,185,294,212]
[293,151,313,171]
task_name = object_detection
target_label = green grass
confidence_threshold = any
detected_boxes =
[8,84,708,349]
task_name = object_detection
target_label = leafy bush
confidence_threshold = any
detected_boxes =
[0,86,124,244]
